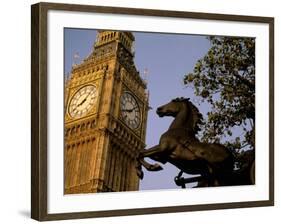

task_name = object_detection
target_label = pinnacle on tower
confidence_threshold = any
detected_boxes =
[94,31,134,54]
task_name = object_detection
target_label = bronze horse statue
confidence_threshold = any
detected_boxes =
[137,97,254,187]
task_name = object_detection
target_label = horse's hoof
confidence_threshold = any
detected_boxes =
[150,163,163,171]
[136,169,144,179]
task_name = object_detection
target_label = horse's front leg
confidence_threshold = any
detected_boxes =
[137,145,164,173]
[139,158,163,171]
[140,141,171,160]
[139,145,161,157]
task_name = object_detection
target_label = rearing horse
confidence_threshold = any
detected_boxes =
[137,97,234,187]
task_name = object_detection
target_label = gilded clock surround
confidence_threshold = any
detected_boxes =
[64,31,149,194]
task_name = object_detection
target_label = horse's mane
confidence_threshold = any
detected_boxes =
[171,97,203,134]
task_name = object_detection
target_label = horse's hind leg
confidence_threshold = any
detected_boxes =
[196,166,219,187]
[207,166,221,186]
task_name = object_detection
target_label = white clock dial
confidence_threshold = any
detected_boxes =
[120,92,141,129]
[68,85,98,118]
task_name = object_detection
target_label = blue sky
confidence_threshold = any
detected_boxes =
[64,28,211,190]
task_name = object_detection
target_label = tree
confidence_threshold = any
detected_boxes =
[184,36,255,154]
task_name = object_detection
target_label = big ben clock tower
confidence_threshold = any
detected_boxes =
[64,31,149,194]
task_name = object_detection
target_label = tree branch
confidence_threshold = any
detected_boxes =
[232,72,255,90]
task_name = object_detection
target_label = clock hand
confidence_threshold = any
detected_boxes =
[122,108,135,112]
[122,106,138,113]
[127,106,138,112]
[121,109,131,113]
[77,97,87,107]
[85,90,93,99]
[77,91,94,107]
[130,106,138,111]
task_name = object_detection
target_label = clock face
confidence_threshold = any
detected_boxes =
[68,85,98,118]
[120,92,141,129]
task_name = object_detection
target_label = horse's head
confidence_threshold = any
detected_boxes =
[156,97,190,117]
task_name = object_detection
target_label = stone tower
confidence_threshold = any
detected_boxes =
[64,31,149,194]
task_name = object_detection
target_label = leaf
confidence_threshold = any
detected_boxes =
[184,36,255,150]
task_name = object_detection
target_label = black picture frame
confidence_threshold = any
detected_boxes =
[31,2,274,221]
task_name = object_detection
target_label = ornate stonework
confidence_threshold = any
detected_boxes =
[64,31,149,194]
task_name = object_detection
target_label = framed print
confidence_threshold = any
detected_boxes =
[31,2,274,221]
